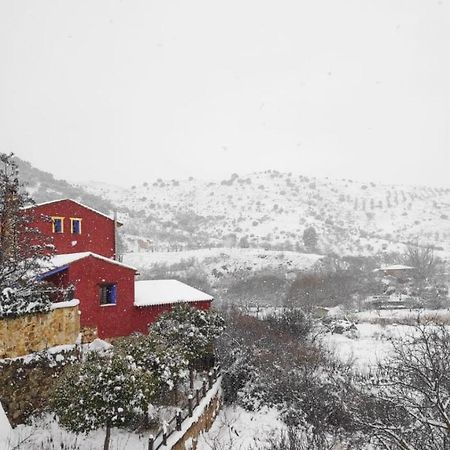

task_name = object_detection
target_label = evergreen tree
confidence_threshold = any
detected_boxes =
[115,334,189,391]
[149,304,225,387]
[52,352,157,450]
[0,153,56,318]
[302,226,318,251]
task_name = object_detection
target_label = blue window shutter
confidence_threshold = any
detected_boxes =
[110,284,117,304]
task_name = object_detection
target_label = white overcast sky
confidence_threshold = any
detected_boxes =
[0,0,449,187]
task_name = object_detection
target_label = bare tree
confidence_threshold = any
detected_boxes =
[354,322,450,450]
[403,244,441,282]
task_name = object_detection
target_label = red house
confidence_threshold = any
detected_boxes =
[29,199,213,340]
[25,199,120,259]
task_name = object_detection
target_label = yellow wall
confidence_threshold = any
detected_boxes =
[0,305,80,358]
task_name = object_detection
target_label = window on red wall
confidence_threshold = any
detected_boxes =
[51,217,64,233]
[100,284,117,306]
[70,218,82,234]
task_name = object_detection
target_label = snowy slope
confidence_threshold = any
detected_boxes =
[79,171,450,256]
[124,248,322,286]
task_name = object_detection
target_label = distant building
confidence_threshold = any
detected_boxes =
[26,199,213,340]
[374,264,415,281]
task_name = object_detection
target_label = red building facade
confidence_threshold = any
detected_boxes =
[26,199,119,259]
[41,253,137,338]
[31,199,213,340]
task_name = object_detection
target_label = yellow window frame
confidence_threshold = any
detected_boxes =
[70,218,82,234]
[51,216,65,233]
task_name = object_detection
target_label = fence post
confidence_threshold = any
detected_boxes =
[148,435,154,450]
[188,394,193,417]
[202,378,207,397]
[208,371,213,389]
[176,411,182,431]
[196,388,200,407]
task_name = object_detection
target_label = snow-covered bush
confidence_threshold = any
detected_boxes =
[51,352,157,450]
[0,286,51,318]
[149,304,224,390]
[352,323,450,450]
[217,310,356,440]
[0,153,61,319]
[149,304,225,367]
[263,307,313,340]
[257,426,354,450]
[114,334,189,391]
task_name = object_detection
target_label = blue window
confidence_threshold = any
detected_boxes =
[52,217,64,233]
[100,283,117,305]
[71,218,82,234]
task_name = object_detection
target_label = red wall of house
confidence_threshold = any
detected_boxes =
[132,300,212,335]
[26,199,117,258]
[46,257,212,339]
[66,256,136,338]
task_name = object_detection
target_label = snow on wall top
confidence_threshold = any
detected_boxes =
[43,252,137,273]
[50,299,80,310]
[134,279,213,307]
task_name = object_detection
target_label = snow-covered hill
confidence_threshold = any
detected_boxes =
[79,171,450,256]
[124,248,322,286]
[17,155,450,257]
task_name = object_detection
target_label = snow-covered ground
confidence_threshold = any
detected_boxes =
[321,323,405,371]
[0,402,12,450]
[352,308,450,323]
[322,308,450,372]
[4,415,148,450]
[197,406,284,450]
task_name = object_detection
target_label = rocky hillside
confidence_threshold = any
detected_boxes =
[15,157,121,218]
[80,171,450,256]
[16,156,450,257]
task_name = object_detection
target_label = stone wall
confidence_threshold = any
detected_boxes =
[0,346,79,425]
[0,301,80,358]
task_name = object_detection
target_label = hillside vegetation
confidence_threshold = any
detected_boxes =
[16,156,450,256]
[80,171,450,256]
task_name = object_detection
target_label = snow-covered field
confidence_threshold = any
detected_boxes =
[352,307,450,323]
[322,308,450,372]
[124,248,322,284]
[197,406,284,450]
[321,323,404,371]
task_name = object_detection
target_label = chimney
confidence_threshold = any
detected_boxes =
[113,211,118,261]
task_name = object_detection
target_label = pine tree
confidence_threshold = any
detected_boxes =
[0,153,56,318]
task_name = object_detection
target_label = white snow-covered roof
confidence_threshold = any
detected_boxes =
[134,279,213,307]
[23,198,122,226]
[42,252,137,273]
